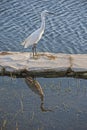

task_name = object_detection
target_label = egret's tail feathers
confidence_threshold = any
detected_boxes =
[21,41,25,46]
[21,37,33,48]
[21,41,28,48]
[24,44,29,48]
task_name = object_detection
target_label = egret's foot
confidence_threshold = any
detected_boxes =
[29,53,38,59]
[33,56,38,59]
[33,53,39,59]
[35,51,37,55]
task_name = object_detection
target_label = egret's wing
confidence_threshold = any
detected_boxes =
[21,39,27,46]
[21,34,34,48]
[21,28,41,48]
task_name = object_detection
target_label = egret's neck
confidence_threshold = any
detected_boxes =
[40,15,45,31]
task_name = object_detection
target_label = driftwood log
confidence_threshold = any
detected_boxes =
[0,51,87,79]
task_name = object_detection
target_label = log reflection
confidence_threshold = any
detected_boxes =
[25,77,52,112]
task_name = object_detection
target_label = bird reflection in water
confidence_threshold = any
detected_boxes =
[25,77,52,112]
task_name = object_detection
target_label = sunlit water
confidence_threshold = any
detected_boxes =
[0,0,87,129]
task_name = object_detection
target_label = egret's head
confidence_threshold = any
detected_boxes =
[41,10,54,17]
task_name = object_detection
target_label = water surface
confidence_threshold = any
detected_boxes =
[0,77,87,130]
[0,0,87,129]
[0,0,87,53]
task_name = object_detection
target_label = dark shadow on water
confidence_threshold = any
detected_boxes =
[25,76,53,112]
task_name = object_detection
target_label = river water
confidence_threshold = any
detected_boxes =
[0,0,87,129]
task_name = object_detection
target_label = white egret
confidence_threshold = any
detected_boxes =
[21,10,53,57]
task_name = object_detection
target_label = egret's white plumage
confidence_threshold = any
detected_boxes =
[21,10,53,56]
[21,27,44,48]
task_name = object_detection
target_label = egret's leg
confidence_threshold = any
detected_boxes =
[34,44,36,56]
[32,44,37,57]
[32,45,34,57]
[34,44,37,55]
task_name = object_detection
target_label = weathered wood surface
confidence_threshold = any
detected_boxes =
[0,51,87,79]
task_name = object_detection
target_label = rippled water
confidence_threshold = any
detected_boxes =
[1,77,87,130]
[0,0,87,130]
[0,0,87,53]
